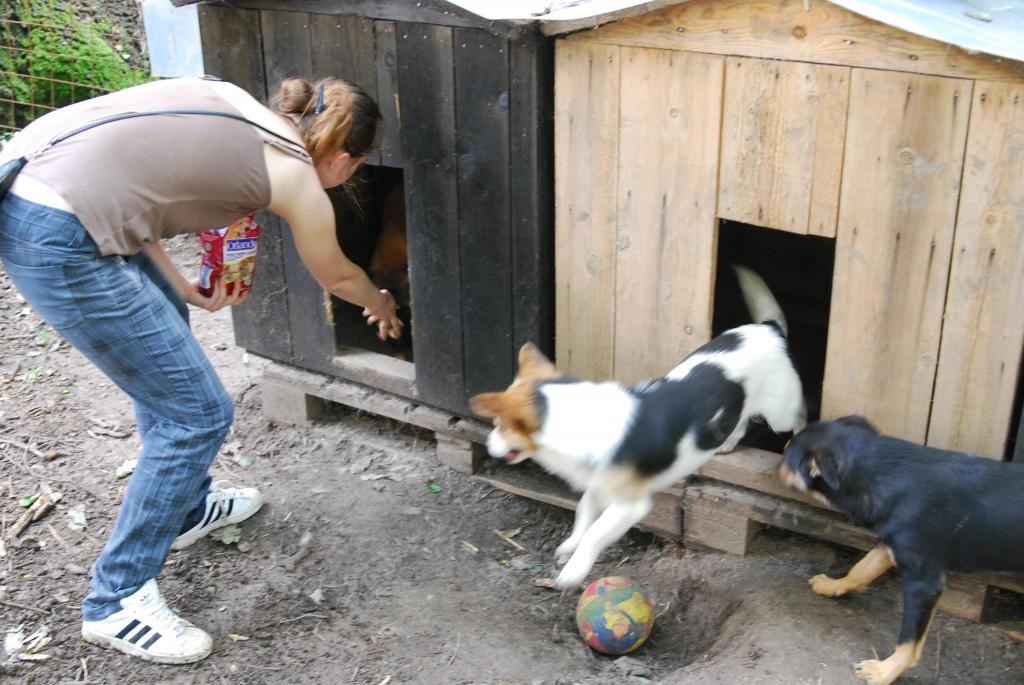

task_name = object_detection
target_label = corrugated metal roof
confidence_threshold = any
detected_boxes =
[451,0,1024,63]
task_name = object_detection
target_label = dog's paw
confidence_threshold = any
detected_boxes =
[554,558,592,591]
[555,539,580,564]
[715,438,741,455]
[808,574,852,597]
[854,658,904,685]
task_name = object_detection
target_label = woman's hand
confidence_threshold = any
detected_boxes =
[363,289,404,341]
[185,280,250,312]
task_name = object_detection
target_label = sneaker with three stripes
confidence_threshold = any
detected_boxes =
[171,481,263,550]
[81,578,212,664]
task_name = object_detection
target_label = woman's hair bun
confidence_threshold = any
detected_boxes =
[269,78,315,116]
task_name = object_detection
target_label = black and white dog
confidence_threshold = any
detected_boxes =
[470,266,806,589]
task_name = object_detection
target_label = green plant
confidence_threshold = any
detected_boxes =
[1,0,151,128]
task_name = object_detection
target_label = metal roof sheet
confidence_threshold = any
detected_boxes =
[451,0,1024,62]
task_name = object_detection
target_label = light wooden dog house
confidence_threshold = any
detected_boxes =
[544,0,1024,619]
[553,0,1024,461]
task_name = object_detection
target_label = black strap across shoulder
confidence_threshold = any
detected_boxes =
[38,108,309,159]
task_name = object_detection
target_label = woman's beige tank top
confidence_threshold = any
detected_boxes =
[3,77,307,255]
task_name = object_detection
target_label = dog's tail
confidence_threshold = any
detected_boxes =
[733,264,788,338]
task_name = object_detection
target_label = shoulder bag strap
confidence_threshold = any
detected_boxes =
[28,109,310,161]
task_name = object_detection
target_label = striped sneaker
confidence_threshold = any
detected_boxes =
[81,579,212,664]
[170,481,263,550]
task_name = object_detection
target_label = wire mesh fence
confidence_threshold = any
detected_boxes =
[1,2,150,135]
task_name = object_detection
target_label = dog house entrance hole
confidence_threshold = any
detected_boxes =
[712,219,835,452]
[328,165,413,362]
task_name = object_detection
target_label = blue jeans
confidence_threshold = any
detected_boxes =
[0,194,233,620]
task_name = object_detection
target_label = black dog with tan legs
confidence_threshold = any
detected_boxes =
[780,416,1024,685]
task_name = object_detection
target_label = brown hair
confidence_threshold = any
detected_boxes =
[269,77,382,165]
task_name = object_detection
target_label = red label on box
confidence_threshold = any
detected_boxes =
[198,213,259,297]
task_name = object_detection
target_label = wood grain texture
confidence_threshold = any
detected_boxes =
[396,22,464,412]
[554,40,620,379]
[453,27,514,400]
[929,82,1024,458]
[206,0,529,40]
[821,69,971,442]
[509,33,556,360]
[309,14,379,164]
[568,0,1024,83]
[719,57,849,237]
[612,47,724,384]
[260,10,313,92]
[259,10,337,372]
[374,21,403,167]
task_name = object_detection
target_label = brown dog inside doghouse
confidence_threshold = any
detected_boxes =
[331,167,412,359]
[367,180,409,313]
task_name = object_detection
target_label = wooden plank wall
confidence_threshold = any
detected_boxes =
[396,23,463,408]
[571,0,1024,84]
[258,11,336,374]
[821,70,970,443]
[510,34,555,361]
[252,11,393,377]
[718,58,848,237]
[374,21,402,168]
[453,28,514,398]
[398,24,546,410]
[612,48,723,384]
[555,42,620,380]
[197,6,294,365]
[929,82,1024,458]
[557,0,1024,454]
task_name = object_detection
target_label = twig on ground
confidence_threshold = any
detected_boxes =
[87,426,132,439]
[8,491,62,539]
[0,436,49,459]
[350,653,364,683]
[45,522,67,548]
[2,598,51,615]
[447,634,460,666]
[251,612,328,632]
[0,451,103,501]
[85,414,133,439]
[494,528,526,552]
[285,531,313,571]
[236,381,259,405]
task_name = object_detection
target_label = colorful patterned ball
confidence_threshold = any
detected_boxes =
[575,576,654,655]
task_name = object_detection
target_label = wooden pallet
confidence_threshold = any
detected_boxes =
[475,458,684,540]
[261,359,488,474]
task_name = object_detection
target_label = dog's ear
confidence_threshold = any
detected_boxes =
[809,449,841,490]
[518,342,558,379]
[837,415,879,435]
[469,392,504,418]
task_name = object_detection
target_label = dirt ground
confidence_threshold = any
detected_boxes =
[1,235,1023,685]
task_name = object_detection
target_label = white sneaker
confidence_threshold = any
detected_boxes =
[81,579,212,664]
[171,481,263,550]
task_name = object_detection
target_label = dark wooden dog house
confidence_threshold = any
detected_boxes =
[179,0,554,424]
